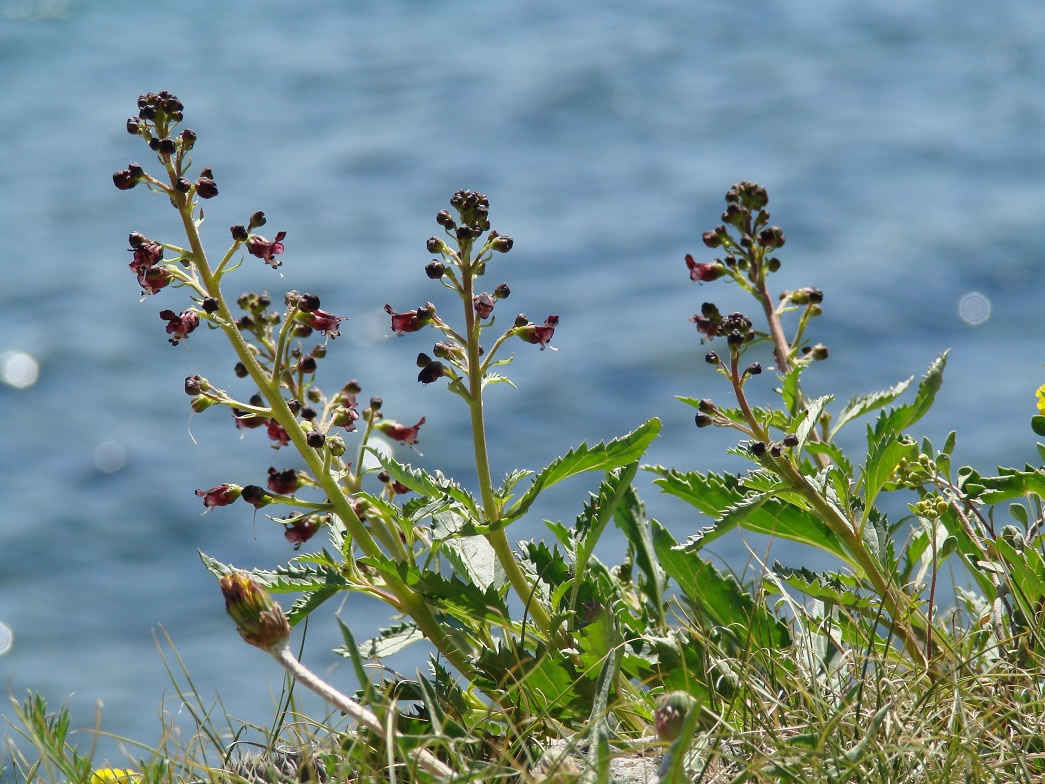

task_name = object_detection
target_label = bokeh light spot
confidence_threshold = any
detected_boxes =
[95,440,128,473]
[959,292,991,326]
[1,351,40,389]
[0,621,12,655]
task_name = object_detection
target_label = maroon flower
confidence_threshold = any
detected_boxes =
[689,302,723,340]
[376,416,426,445]
[246,231,287,268]
[284,518,320,550]
[267,467,301,495]
[159,309,200,345]
[473,293,495,319]
[128,241,172,295]
[195,483,241,508]
[266,419,290,447]
[684,254,725,283]
[384,302,436,335]
[298,308,343,338]
[517,315,559,350]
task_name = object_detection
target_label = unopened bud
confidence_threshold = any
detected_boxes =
[219,572,291,651]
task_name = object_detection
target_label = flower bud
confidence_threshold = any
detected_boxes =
[325,435,346,456]
[306,430,326,449]
[230,224,249,241]
[179,128,197,151]
[705,351,719,364]
[219,572,291,651]
[490,234,514,252]
[249,211,267,229]
[493,283,510,299]
[241,485,272,508]
[184,374,209,395]
[750,441,767,457]
[695,412,713,428]
[655,691,697,743]
[782,434,799,447]
[195,178,218,199]
[425,260,446,279]
[427,236,447,254]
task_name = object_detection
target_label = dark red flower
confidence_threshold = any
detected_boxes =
[128,242,172,295]
[689,302,723,340]
[384,302,436,335]
[159,309,200,345]
[685,254,725,283]
[267,467,300,495]
[517,316,559,350]
[195,484,241,508]
[284,518,320,550]
[266,419,290,447]
[298,308,343,338]
[376,417,426,445]
[246,231,287,268]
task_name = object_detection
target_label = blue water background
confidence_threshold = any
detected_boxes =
[3,0,1045,766]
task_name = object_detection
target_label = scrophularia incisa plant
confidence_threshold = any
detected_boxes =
[106,91,1045,780]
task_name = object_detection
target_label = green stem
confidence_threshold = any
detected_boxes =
[459,251,553,637]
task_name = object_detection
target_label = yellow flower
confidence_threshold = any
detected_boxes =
[1036,384,1045,416]
[90,769,140,784]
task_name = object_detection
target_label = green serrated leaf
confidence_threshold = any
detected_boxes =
[349,622,424,659]
[361,557,511,627]
[793,396,832,451]
[780,363,805,416]
[648,468,853,565]
[651,520,791,651]
[613,486,667,624]
[872,353,948,438]
[369,450,481,520]
[765,565,872,611]
[862,430,917,510]
[831,376,914,438]
[499,419,661,527]
[432,508,506,591]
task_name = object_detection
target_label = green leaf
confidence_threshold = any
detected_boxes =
[568,462,641,611]
[500,418,662,526]
[793,396,832,452]
[861,431,917,510]
[648,468,853,564]
[348,622,424,660]
[368,450,481,520]
[766,565,872,612]
[651,520,791,651]
[361,557,512,627]
[975,466,1045,504]
[871,353,948,438]
[473,642,594,721]
[1033,416,1045,438]
[431,508,507,591]
[830,375,914,438]
[613,486,667,623]
[779,362,805,416]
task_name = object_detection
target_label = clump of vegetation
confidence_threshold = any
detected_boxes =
[7,90,1045,783]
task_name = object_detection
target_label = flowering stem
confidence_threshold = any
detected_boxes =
[459,252,553,638]
[268,642,454,781]
[165,182,472,679]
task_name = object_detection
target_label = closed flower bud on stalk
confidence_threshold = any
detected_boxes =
[655,691,697,743]
[219,572,290,650]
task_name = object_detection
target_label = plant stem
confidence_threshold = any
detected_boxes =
[459,251,553,637]
[269,643,455,781]
[167,185,472,679]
